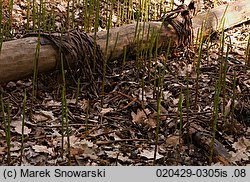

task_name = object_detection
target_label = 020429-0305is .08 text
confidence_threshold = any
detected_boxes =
[155,168,247,178]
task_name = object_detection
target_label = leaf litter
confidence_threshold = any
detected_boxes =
[0,0,249,166]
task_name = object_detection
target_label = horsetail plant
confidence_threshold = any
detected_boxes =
[110,0,115,29]
[116,0,122,26]
[153,72,162,164]
[209,31,225,164]
[209,80,220,165]
[153,37,169,164]
[20,89,27,165]
[74,78,80,112]
[122,46,127,71]
[217,5,228,32]
[42,0,47,32]
[135,23,144,72]
[102,13,112,104]
[71,0,76,30]
[222,45,229,123]
[231,70,237,128]
[185,72,191,142]
[93,0,100,71]
[213,0,217,8]
[6,101,11,164]
[246,35,250,66]
[60,82,65,158]
[0,0,3,50]
[32,0,37,31]
[176,87,183,165]
[194,22,204,110]
[66,0,70,30]
[127,0,134,21]
[85,99,90,131]
[59,31,71,164]
[62,86,71,165]
[148,27,155,82]
[1,94,11,164]
[30,3,42,117]
[7,0,14,38]
[26,0,31,31]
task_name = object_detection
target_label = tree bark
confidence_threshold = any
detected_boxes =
[0,0,249,84]
[192,0,250,36]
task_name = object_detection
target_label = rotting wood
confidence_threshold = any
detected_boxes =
[189,123,231,165]
[149,101,231,165]
[192,0,250,34]
[0,0,249,84]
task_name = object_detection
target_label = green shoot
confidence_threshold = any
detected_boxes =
[20,89,27,165]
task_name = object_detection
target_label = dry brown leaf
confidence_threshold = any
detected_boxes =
[105,151,132,162]
[39,110,55,120]
[100,108,114,115]
[146,117,157,128]
[70,147,85,156]
[57,4,66,12]
[11,120,31,135]
[230,150,250,162]
[131,108,159,128]
[131,109,148,125]
[32,145,53,155]
[0,147,6,155]
[10,141,21,152]
[232,137,250,151]
[32,113,49,122]
[165,135,179,148]
[139,149,163,160]
[230,137,250,162]
[45,100,61,107]
[224,99,232,117]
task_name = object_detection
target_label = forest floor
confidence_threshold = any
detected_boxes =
[0,0,249,166]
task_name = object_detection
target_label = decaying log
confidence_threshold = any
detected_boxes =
[0,23,176,84]
[0,37,59,84]
[193,0,250,34]
[189,123,231,165]
[0,0,249,84]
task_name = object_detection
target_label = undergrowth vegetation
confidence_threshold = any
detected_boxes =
[0,0,249,166]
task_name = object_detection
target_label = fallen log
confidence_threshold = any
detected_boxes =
[192,0,250,33]
[0,0,249,84]
[190,123,231,165]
